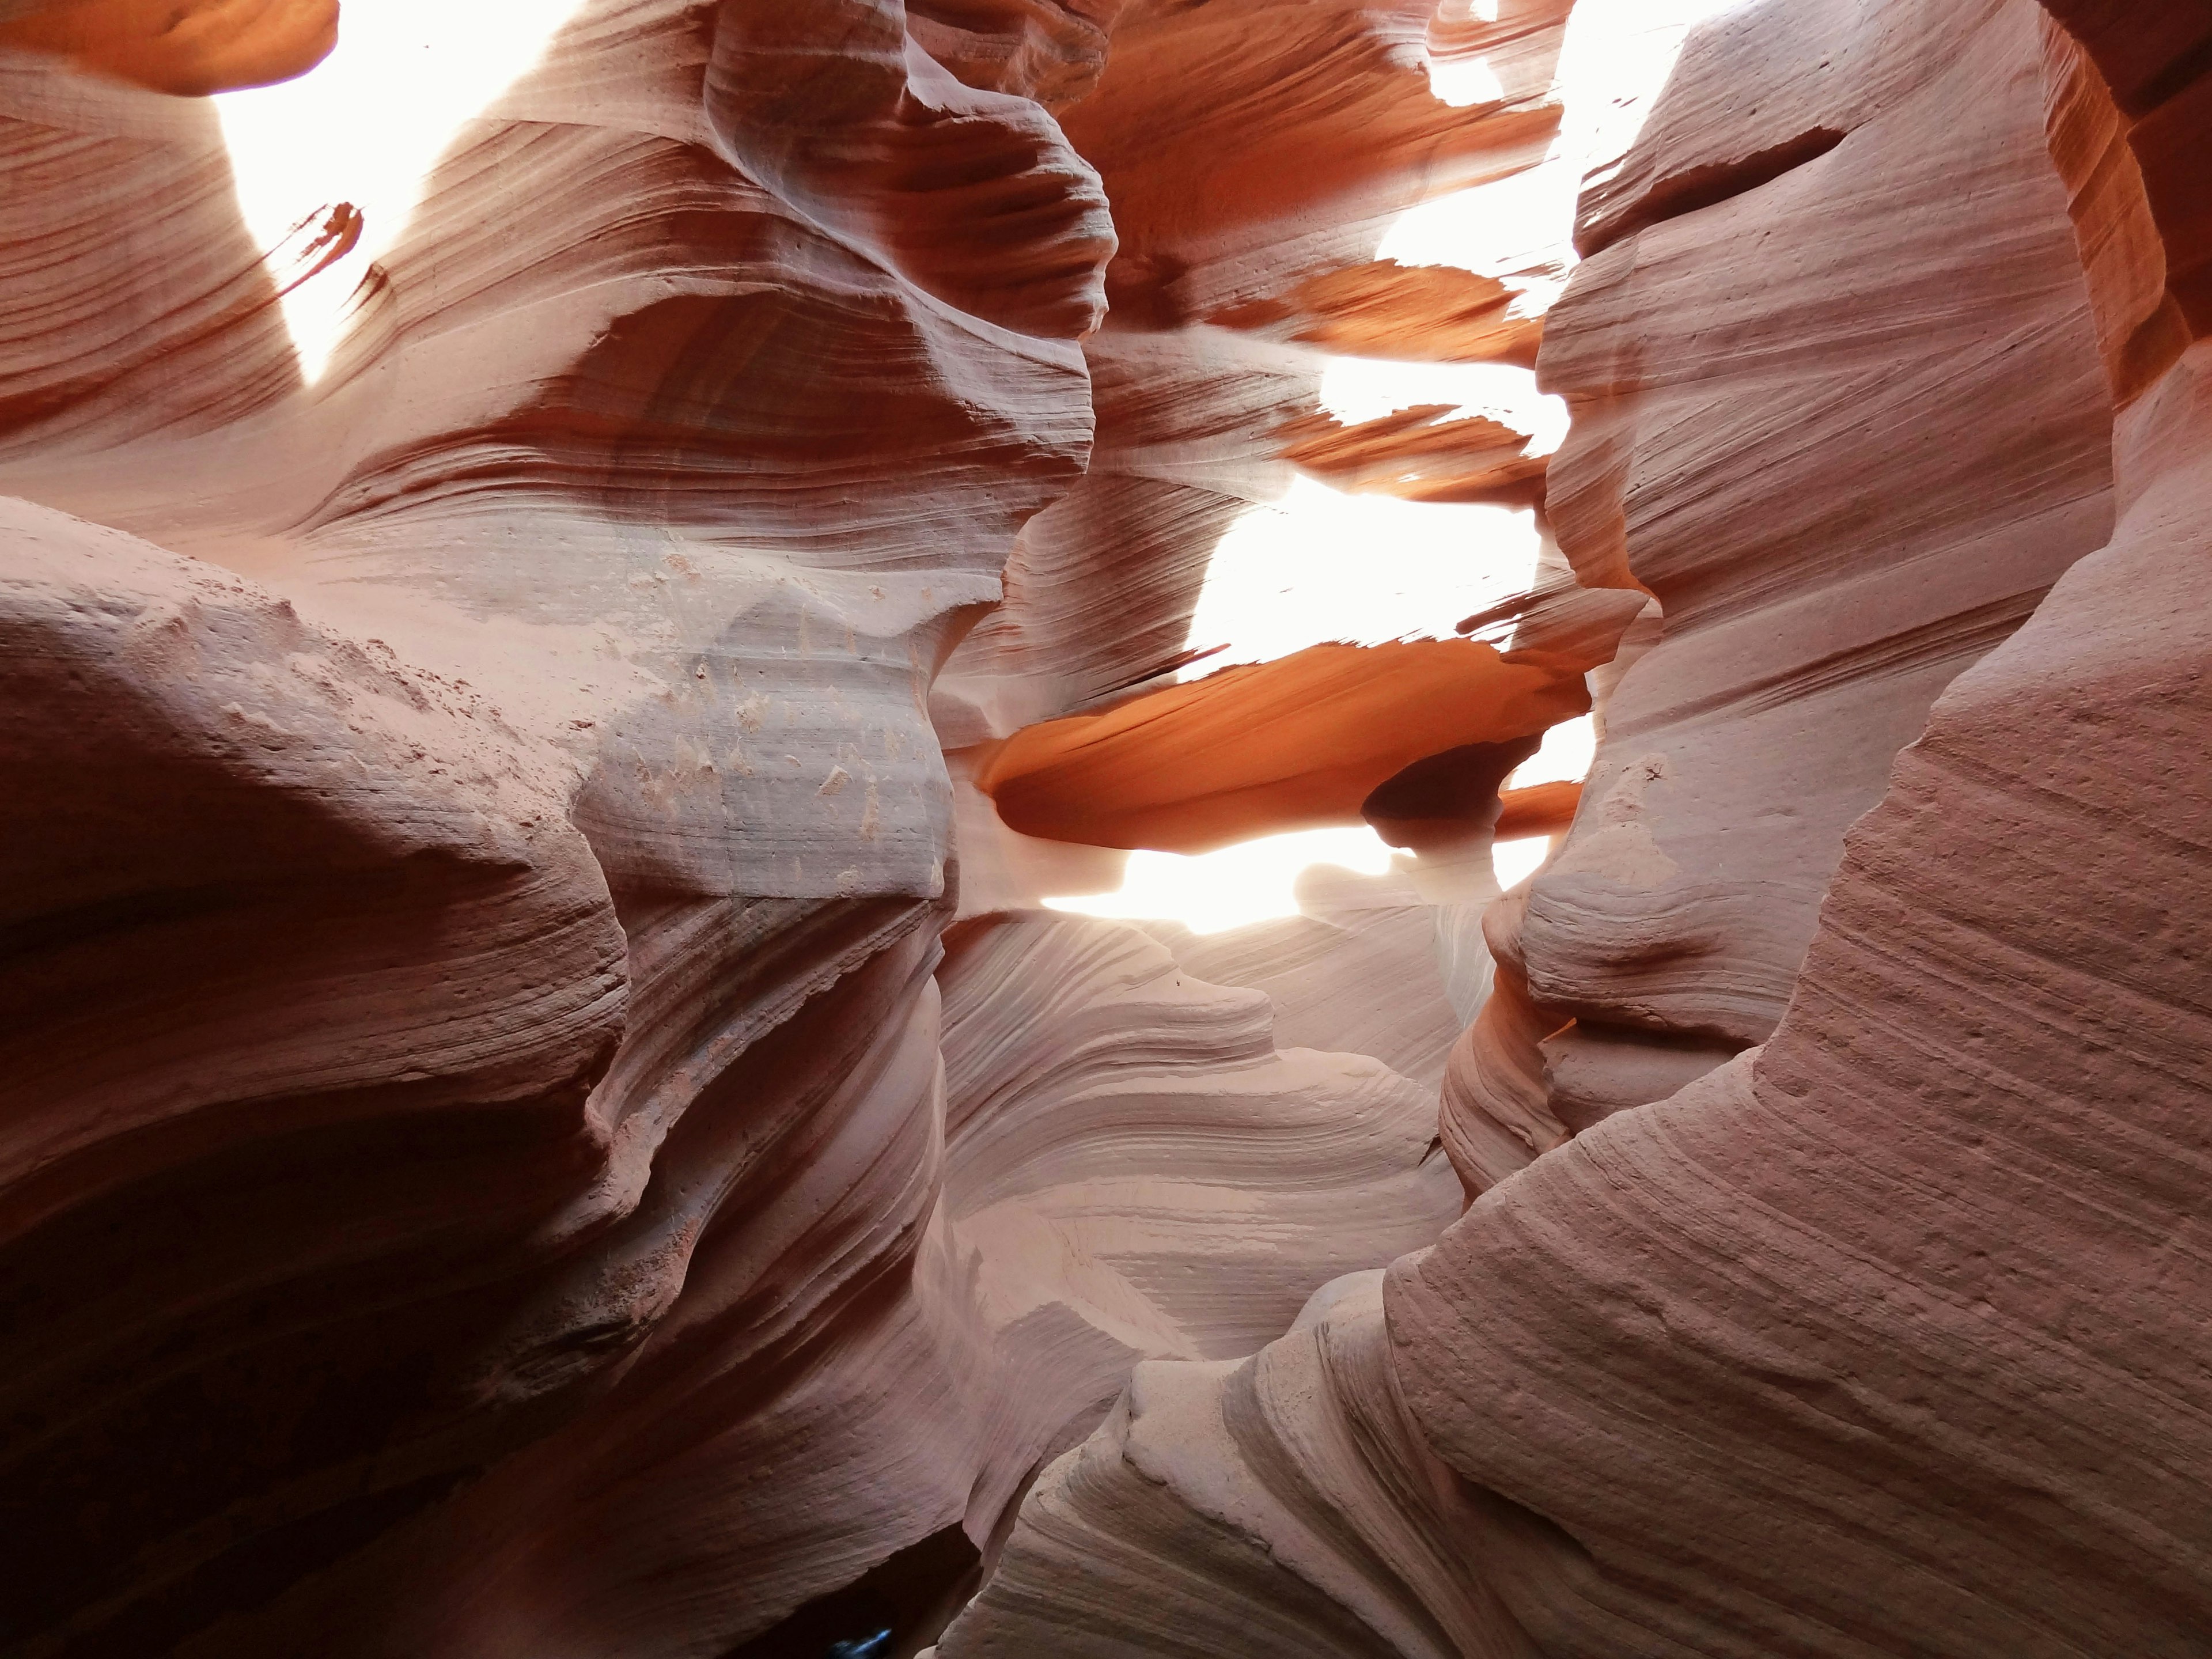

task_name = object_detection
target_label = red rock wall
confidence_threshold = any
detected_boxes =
[0,2,1116,1650]
[0,2,1501,1653]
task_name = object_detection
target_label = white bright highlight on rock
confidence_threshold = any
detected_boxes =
[1513,714,1597,787]
[1317,358,1568,450]
[214,0,592,383]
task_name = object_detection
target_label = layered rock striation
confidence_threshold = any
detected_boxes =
[943,0,2212,1654]
[1,0,1529,1652]
[1460,0,2123,1173]
[7,0,2212,1654]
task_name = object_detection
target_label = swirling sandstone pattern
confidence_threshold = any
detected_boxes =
[12,0,2212,1652]
[0,0,1109,1649]
[1,1,1511,1652]
[1450,0,2121,1180]
[933,0,1583,744]
[1388,335,2212,1654]
[944,0,2212,1655]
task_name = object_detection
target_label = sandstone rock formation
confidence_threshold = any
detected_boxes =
[0,1,1116,1649]
[1488,0,2124,1164]
[7,0,2212,1653]
[0,0,337,96]
[941,1,2212,1654]
[976,639,1589,854]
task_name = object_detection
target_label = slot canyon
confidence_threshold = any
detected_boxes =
[2,0,2210,1653]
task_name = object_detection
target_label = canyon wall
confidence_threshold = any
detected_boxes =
[0,1,1503,1652]
[5,0,2211,1654]
[940,0,2212,1654]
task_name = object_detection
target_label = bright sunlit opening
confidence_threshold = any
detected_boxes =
[1185,476,1544,671]
[1493,835,1551,891]
[1428,53,1505,109]
[1044,0,1672,941]
[1042,827,1398,935]
[1375,161,1582,318]
[214,0,592,382]
[1512,714,1596,787]
[1317,357,1568,452]
[1554,0,1751,179]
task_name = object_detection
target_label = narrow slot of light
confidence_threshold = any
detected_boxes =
[1492,835,1552,892]
[214,0,593,384]
[1429,54,1505,108]
[1184,478,1545,675]
[1512,714,1596,787]
[1552,0,1752,180]
[1043,827,1398,937]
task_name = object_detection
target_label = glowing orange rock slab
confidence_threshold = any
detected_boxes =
[976,638,1590,854]
[0,0,335,96]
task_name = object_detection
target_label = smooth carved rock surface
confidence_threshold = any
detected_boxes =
[0,0,1099,1649]
[1447,0,2123,1187]
[938,1270,1524,1659]
[707,0,1116,338]
[0,0,1513,1650]
[11,0,2212,1652]
[937,913,1461,1366]
[942,0,2212,1654]
[1143,861,1471,1094]
[1388,338,2212,1656]
[172,899,1463,1659]
[2040,0,2212,331]
[0,0,338,95]
[1,501,632,1647]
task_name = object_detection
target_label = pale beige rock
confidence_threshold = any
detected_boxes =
[938,1272,1531,1659]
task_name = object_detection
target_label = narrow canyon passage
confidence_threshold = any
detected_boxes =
[1,2,2209,1657]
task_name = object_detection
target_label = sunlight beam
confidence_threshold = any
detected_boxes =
[214,0,594,383]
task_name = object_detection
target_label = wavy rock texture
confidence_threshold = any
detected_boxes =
[0,499,631,1652]
[932,0,1581,744]
[936,0,1600,1209]
[938,1270,1524,1659]
[1142,861,1465,1094]
[0,0,1113,1650]
[2040,0,2212,331]
[1447,0,2123,1185]
[945,1,2212,1655]
[16,0,2212,1653]
[1388,333,2212,1655]
[937,913,1460,1369]
[0,0,1514,1652]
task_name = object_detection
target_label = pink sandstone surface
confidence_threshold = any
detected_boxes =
[3,0,2211,1654]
